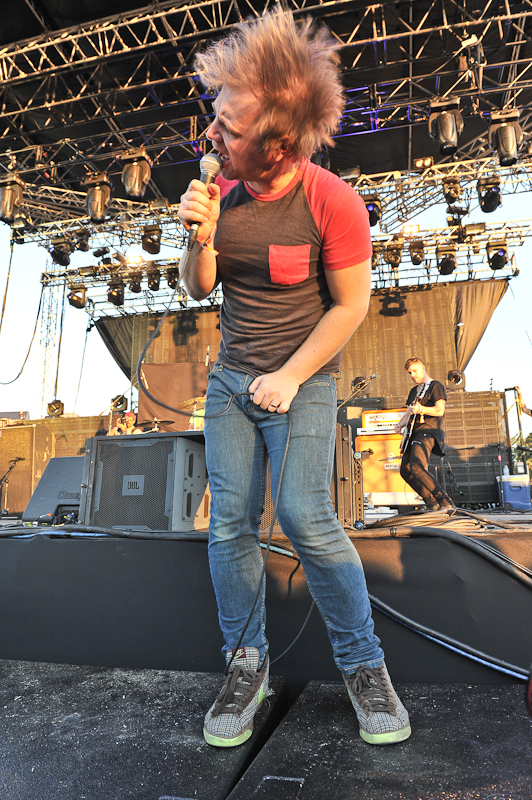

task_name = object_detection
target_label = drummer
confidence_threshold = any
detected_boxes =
[108,411,143,436]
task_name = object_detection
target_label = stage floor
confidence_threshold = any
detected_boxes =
[0,660,530,800]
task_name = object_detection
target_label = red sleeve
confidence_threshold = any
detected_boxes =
[301,160,373,270]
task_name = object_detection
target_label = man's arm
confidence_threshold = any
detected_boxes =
[177,179,221,300]
[249,258,372,413]
[410,398,446,417]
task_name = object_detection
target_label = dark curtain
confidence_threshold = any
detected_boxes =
[450,279,509,372]
[137,363,209,432]
[95,316,134,378]
[95,279,508,402]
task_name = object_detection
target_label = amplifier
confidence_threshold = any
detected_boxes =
[79,432,209,532]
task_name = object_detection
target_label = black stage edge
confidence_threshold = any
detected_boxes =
[228,681,532,800]
[0,659,287,800]
[0,534,529,699]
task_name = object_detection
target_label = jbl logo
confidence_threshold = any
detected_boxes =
[122,475,145,496]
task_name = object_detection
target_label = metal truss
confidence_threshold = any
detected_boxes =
[1,0,532,217]
[350,151,532,231]
[39,217,529,316]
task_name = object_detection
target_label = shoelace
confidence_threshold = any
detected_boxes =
[347,666,396,715]
[211,666,260,718]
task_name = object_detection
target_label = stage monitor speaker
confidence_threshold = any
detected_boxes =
[79,432,209,532]
[22,456,84,523]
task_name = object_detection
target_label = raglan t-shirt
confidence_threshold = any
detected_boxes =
[406,380,447,452]
[212,158,372,377]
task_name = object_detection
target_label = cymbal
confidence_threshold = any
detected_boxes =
[178,396,207,410]
[139,418,175,426]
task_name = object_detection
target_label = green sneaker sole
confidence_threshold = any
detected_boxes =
[203,684,268,748]
[359,723,411,745]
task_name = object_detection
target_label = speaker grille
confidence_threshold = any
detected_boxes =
[92,438,174,530]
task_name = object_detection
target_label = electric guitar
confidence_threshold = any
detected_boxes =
[399,381,431,454]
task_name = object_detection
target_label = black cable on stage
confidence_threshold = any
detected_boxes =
[0,284,44,385]
[73,323,91,412]
[369,593,528,681]
[53,284,67,400]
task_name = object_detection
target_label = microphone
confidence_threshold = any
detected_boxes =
[187,153,223,252]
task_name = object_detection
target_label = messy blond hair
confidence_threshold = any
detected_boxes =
[405,357,425,371]
[194,8,344,160]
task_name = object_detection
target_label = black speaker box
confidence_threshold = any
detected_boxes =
[22,456,84,523]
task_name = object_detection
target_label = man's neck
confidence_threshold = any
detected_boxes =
[247,159,300,196]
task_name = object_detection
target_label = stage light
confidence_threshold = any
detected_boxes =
[121,147,152,198]
[111,395,128,413]
[413,156,434,170]
[488,109,523,167]
[0,173,25,224]
[442,178,461,205]
[47,399,64,417]
[487,241,508,270]
[436,245,457,275]
[363,195,382,227]
[477,177,501,213]
[93,246,110,258]
[83,172,112,223]
[447,369,464,386]
[429,98,464,155]
[107,278,125,306]
[146,264,160,292]
[385,242,402,268]
[129,272,143,293]
[74,228,90,252]
[142,225,161,255]
[166,267,180,289]
[409,240,425,265]
[67,286,86,309]
[48,237,73,267]
[402,224,420,236]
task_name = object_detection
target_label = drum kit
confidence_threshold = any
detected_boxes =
[139,396,206,432]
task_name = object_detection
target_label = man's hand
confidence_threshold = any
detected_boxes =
[178,180,221,244]
[249,371,301,414]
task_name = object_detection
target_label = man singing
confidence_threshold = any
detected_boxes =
[395,357,454,511]
[178,9,410,749]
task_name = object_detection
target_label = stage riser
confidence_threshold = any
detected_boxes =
[0,534,527,698]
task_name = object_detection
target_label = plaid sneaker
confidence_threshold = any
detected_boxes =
[203,647,269,747]
[344,662,411,745]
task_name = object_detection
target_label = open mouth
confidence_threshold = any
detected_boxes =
[215,151,229,164]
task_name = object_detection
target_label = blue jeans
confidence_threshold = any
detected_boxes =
[204,365,384,674]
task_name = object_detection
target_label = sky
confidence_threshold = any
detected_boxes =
[0,191,531,443]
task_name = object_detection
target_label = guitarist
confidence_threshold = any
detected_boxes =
[394,357,454,511]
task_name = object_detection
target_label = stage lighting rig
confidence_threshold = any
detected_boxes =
[129,272,143,293]
[371,243,383,270]
[442,178,462,205]
[93,246,110,258]
[413,156,434,170]
[107,277,125,306]
[363,195,382,227]
[142,224,161,255]
[121,147,152,198]
[83,172,112,223]
[75,229,90,252]
[166,267,180,289]
[488,109,523,167]
[487,240,508,270]
[146,263,160,292]
[429,98,464,155]
[67,286,86,309]
[409,240,425,265]
[477,177,501,213]
[0,172,25,224]
[47,400,64,417]
[385,239,402,268]
[48,237,73,267]
[436,245,457,275]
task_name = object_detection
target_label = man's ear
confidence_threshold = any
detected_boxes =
[271,136,294,162]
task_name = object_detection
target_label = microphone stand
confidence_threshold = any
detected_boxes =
[0,458,23,516]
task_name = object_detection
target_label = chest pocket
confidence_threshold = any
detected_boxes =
[268,244,311,285]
